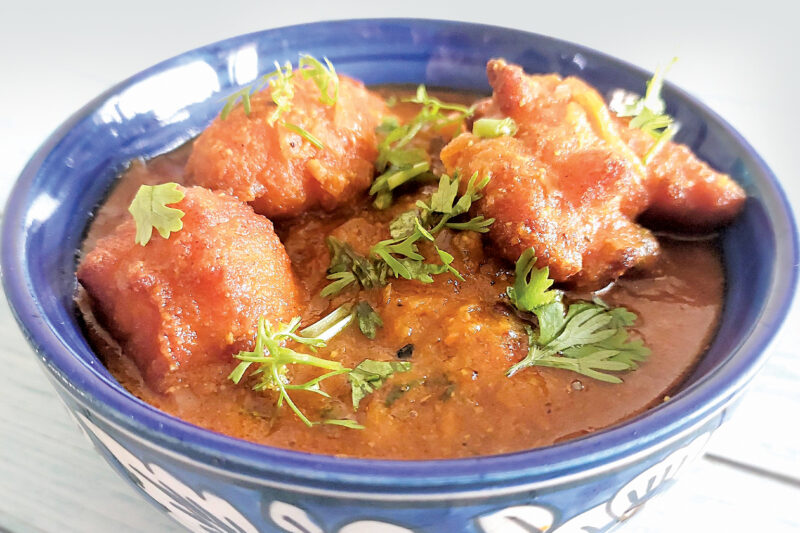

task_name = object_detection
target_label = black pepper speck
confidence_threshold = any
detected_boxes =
[396,344,414,359]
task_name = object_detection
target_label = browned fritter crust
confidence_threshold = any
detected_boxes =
[442,135,658,285]
[443,60,658,286]
[77,186,302,392]
[185,74,387,218]
[618,123,746,231]
[442,59,744,287]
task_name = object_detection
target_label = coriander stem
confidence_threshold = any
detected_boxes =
[300,304,354,338]
[643,123,679,165]
[385,161,430,190]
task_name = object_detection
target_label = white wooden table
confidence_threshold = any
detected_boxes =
[2,2,798,531]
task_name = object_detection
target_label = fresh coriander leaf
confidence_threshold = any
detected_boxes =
[389,209,420,239]
[326,236,356,273]
[322,237,387,296]
[384,147,429,168]
[348,359,412,410]
[384,246,463,284]
[323,174,490,297]
[643,123,679,165]
[377,116,399,135]
[472,117,518,138]
[432,247,465,281]
[629,107,672,135]
[284,369,350,397]
[267,60,295,125]
[220,86,254,119]
[283,122,324,149]
[606,306,638,328]
[228,310,355,427]
[504,250,649,382]
[532,301,566,345]
[532,350,629,384]
[507,301,649,382]
[452,172,490,217]
[642,58,677,115]
[615,58,677,119]
[220,54,337,124]
[298,54,338,105]
[218,60,293,123]
[415,172,492,234]
[404,85,473,116]
[414,217,435,241]
[562,328,650,369]
[355,301,383,339]
[128,183,185,246]
[394,257,434,283]
[372,245,416,280]
[428,173,461,215]
[371,233,425,266]
[370,85,473,208]
[320,271,357,297]
[321,419,364,429]
[444,215,494,233]
[612,58,680,164]
[506,248,561,312]
[369,229,465,284]
[548,305,617,351]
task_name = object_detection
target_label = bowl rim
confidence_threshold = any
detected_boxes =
[3,17,798,497]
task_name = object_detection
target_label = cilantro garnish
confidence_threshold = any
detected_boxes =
[219,54,339,149]
[612,58,680,164]
[229,304,413,428]
[505,249,650,383]
[506,248,560,312]
[127,183,185,246]
[283,122,324,149]
[370,86,474,209]
[228,308,354,427]
[321,238,388,297]
[265,60,295,125]
[415,172,494,234]
[355,301,383,339]
[472,117,518,138]
[322,173,492,297]
[298,303,356,341]
[298,54,339,105]
[348,359,412,410]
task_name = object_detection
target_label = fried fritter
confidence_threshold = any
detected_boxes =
[442,135,658,285]
[442,59,744,286]
[186,73,387,218]
[619,124,746,231]
[77,186,302,392]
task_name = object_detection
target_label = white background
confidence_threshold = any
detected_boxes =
[1,1,798,532]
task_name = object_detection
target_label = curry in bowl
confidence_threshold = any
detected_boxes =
[76,56,744,460]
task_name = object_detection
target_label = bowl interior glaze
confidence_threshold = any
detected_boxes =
[2,19,797,495]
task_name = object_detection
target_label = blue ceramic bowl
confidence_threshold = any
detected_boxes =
[2,19,798,533]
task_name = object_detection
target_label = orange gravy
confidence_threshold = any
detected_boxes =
[80,91,724,460]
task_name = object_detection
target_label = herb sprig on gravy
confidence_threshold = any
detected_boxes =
[322,171,492,296]
[228,304,410,429]
[505,250,650,383]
